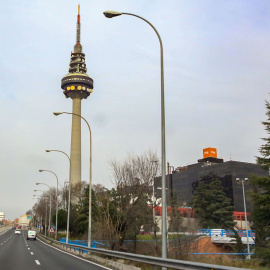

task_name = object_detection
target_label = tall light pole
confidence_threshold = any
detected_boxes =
[39,169,59,240]
[36,183,51,237]
[103,10,167,259]
[46,149,71,244]
[53,111,92,248]
[236,177,250,260]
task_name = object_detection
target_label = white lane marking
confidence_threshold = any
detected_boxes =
[28,248,30,250]
[35,260,41,265]
[30,252,34,255]
[0,229,11,236]
[37,238,111,270]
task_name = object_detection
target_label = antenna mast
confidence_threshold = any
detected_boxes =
[76,4,81,45]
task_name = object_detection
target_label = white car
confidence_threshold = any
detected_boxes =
[15,229,21,235]
[27,230,36,240]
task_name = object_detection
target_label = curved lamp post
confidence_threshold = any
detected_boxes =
[53,111,92,248]
[39,169,59,240]
[103,10,167,259]
[236,177,250,260]
[36,183,51,236]
[46,149,71,244]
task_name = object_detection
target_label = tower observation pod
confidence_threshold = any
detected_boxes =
[61,5,94,188]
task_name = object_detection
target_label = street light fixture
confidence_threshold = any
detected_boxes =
[103,11,122,18]
[53,111,93,248]
[45,149,71,244]
[236,177,250,260]
[36,182,52,237]
[39,169,59,240]
[103,10,168,259]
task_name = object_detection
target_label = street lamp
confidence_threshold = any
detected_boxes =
[236,177,250,260]
[39,169,59,240]
[46,149,71,244]
[53,111,93,248]
[103,10,167,259]
[36,183,52,237]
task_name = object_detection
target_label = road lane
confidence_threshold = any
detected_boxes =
[0,229,111,270]
[0,229,38,269]
[0,227,12,238]
[0,228,14,245]
[23,231,110,270]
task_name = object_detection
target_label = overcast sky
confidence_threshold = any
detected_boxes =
[1,0,270,220]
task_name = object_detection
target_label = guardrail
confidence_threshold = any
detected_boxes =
[37,233,253,270]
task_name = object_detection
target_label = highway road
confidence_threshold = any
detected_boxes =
[0,228,110,270]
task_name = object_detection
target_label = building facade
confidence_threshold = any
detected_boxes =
[154,148,268,212]
[19,214,32,226]
[0,212,5,221]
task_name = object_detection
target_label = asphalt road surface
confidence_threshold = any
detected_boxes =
[0,228,110,270]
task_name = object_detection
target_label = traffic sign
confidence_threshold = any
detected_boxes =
[49,227,55,233]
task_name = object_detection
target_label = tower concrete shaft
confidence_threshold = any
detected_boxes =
[70,94,82,186]
[61,5,94,188]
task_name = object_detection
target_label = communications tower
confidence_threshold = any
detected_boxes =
[61,5,94,187]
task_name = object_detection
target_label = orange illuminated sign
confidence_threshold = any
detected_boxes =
[203,147,217,158]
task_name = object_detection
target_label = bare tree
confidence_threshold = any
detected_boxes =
[95,151,160,252]
[92,184,107,193]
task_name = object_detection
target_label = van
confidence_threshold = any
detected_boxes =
[27,230,37,240]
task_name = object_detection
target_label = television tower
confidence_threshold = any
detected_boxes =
[61,5,94,187]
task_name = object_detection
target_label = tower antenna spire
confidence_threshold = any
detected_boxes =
[76,4,81,45]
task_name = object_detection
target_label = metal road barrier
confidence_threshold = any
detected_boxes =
[37,233,253,270]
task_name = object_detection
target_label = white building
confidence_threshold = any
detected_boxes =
[0,212,5,221]
[19,214,31,226]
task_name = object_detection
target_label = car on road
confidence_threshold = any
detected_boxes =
[27,230,36,240]
[15,229,21,235]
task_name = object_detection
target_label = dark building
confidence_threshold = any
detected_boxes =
[154,148,268,212]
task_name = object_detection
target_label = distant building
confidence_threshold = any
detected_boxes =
[19,214,32,226]
[154,148,268,212]
[0,212,5,221]
[3,220,10,225]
